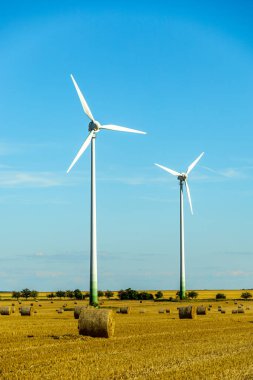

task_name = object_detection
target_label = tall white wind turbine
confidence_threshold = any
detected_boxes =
[155,152,204,300]
[67,75,146,305]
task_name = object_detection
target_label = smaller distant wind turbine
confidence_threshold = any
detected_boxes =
[155,152,204,300]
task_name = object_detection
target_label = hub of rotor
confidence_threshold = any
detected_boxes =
[88,121,100,132]
[178,173,187,182]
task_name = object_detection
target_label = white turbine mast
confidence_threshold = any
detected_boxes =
[155,152,204,299]
[67,74,146,305]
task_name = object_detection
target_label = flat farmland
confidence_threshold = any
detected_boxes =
[0,299,253,379]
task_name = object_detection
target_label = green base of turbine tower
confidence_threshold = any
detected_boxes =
[89,283,98,306]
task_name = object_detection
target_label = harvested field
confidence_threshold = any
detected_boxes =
[0,299,252,379]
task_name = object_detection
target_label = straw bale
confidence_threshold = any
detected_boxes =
[237,309,245,314]
[232,310,238,314]
[119,307,131,314]
[165,309,170,314]
[178,306,196,319]
[74,306,86,319]
[221,310,226,314]
[0,306,12,315]
[20,306,34,316]
[78,309,115,338]
[196,306,207,315]
[57,309,63,314]
[158,309,165,314]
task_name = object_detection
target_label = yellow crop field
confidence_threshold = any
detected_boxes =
[0,298,253,379]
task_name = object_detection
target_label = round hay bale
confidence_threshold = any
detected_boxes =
[238,309,245,314]
[165,309,170,314]
[218,306,222,311]
[30,303,34,306]
[74,301,77,304]
[20,306,34,316]
[51,301,54,304]
[158,309,165,314]
[196,306,207,315]
[246,307,250,310]
[178,306,196,319]
[39,304,42,307]
[57,309,63,314]
[74,306,86,319]
[116,309,121,314]
[34,310,37,314]
[12,303,15,306]
[221,310,226,314]
[209,304,212,308]
[232,310,238,314]
[0,306,12,315]
[119,307,131,314]
[78,309,115,338]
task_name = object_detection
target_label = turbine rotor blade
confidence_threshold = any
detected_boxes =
[70,74,95,122]
[185,180,193,214]
[67,131,94,173]
[100,124,146,134]
[154,163,180,177]
[186,152,204,175]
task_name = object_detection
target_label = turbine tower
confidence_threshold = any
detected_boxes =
[67,75,146,305]
[155,152,204,300]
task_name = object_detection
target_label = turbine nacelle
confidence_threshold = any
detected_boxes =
[88,121,100,132]
[178,173,187,182]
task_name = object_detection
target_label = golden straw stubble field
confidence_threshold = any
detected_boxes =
[0,295,253,379]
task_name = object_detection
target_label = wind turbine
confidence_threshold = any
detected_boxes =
[155,152,204,300]
[67,74,146,305]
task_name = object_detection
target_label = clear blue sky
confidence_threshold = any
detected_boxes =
[0,0,252,291]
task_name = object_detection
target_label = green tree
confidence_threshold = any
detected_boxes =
[241,291,252,300]
[30,290,38,300]
[187,291,198,299]
[12,291,21,300]
[155,291,163,299]
[47,292,55,299]
[216,293,226,300]
[56,290,65,299]
[98,290,104,298]
[105,290,114,299]
[21,288,31,300]
[74,289,83,300]
[65,290,74,299]
[138,292,154,300]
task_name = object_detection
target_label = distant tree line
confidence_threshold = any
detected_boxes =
[11,288,253,301]
[118,288,160,300]
[12,289,38,300]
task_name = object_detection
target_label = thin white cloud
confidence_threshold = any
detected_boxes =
[215,270,253,277]
[201,165,248,180]
[35,271,65,278]
[0,171,62,188]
